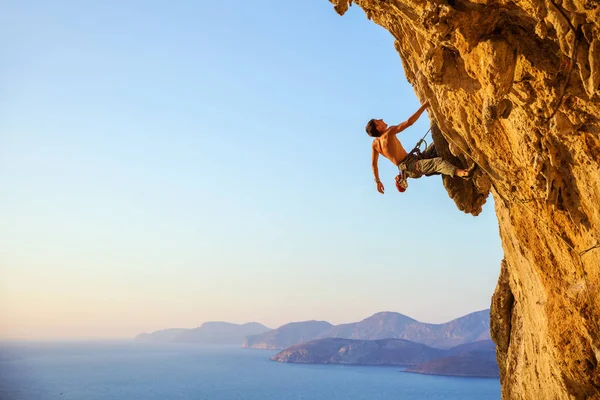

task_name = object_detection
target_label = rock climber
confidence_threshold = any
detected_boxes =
[366,101,471,194]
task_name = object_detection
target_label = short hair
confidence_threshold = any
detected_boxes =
[365,119,381,137]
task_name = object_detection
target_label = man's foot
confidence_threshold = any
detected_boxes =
[456,164,477,179]
[456,168,470,178]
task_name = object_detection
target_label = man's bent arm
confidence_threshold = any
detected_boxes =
[390,102,430,135]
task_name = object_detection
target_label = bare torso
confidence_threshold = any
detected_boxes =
[373,132,408,166]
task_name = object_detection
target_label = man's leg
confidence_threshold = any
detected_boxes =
[420,143,437,159]
[416,157,469,177]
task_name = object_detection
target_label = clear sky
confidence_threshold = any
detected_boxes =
[0,0,503,339]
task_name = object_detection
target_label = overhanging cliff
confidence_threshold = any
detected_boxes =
[328,0,600,398]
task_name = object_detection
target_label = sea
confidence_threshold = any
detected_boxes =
[0,341,500,400]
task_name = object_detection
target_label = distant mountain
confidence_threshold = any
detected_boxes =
[317,310,491,349]
[404,340,499,378]
[244,310,491,350]
[135,322,271,345]
[242,321,333,349]
[316,311,417,340]
[271,338,445,365]
[272,338,499,378]
[135,328,187,343]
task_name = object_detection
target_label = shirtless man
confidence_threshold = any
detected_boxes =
[366,102,470,194]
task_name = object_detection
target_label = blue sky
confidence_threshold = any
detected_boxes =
[0,0,503,339]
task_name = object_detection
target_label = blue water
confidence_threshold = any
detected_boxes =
[0,341,500,400]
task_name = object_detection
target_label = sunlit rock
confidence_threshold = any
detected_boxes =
[330,0,600,398]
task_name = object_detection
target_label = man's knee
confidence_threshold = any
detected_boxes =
[431,158,456,177]
[439,160,457,177]
[422,143,437,159]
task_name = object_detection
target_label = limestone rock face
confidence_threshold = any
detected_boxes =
[329,0,600,398]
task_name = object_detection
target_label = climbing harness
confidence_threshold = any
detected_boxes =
[395,128,431,193]
[413,128,430,152]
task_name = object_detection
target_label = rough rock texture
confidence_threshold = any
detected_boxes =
[329,0,600,398]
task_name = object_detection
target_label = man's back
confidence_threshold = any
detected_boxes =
[373,131,408,166]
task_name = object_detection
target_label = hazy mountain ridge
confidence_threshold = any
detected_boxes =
[317,310,491,348]
[135,328,187,342]
[135,322,270,345]
[244,310,490,350]
[241,321,333,350]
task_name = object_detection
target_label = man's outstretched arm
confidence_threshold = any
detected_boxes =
[372,147,384,194]
[388,101,430,135]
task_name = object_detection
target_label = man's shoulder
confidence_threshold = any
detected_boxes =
[372,138,381,150]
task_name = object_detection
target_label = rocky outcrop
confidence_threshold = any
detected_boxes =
[271,337,446,365]
[403,352,499,378]
[329,0,600,398]
[273,338,499,377]
[404,339,499,377]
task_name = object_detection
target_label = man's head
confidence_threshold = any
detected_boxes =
[365,119,388,137]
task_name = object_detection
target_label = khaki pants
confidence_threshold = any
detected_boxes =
[399,143,457,178]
